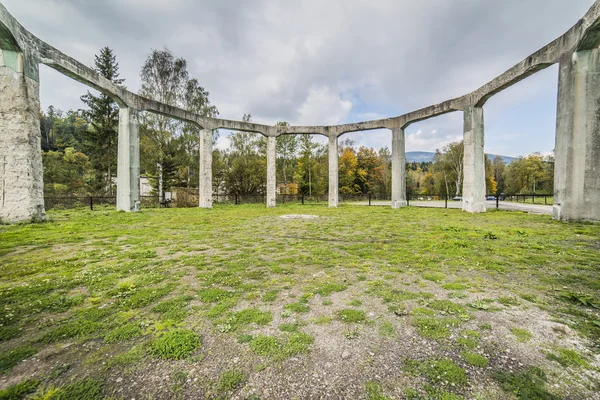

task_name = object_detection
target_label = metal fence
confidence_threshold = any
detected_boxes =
[43,192,554,211]
[44,195,161,210]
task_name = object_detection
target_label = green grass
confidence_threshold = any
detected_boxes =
[413,317,462,339]
[0,346,38,373]
[41,378,104,400]
[336,309,366,323]
[0,379,39,400]
[365,381,392,400]
[248,332,314,359]
[218,370,247,392]
[511,327,533,343]
[545,347,590,368]
[493,367,559,400]
[151,329,201,360]
[104,322,142,343]
[419,358,468,386]
[0,205,599,398]
[462,351,488,367]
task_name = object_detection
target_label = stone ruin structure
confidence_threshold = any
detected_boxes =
[1,2,599,223]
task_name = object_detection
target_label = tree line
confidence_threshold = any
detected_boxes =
[40,47,554,199]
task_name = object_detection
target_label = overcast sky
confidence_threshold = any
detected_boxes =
[3,0,594,157]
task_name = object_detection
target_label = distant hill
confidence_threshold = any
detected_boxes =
[406,151,516,164]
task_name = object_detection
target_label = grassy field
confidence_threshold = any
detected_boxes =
[0,205,598,399]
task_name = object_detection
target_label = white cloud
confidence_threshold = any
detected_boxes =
[295,86,352,126]
[2,0,594,155]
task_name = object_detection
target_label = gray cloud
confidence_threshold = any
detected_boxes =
[3,0,594,155]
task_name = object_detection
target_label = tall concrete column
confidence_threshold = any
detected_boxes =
[199,129,213,208]
[554,49,600,222]
[391,127,407,208]
[328,134,339,207]
[0,49,45,223]
[462,106,486,213]
[116,107,140,212]
[266,136,276,208]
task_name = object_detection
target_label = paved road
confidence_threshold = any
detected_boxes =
[350,200,553,215]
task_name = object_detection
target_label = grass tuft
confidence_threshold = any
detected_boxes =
[151,329,200,360]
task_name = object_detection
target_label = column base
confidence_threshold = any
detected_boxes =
[462,198,486,213]
[391,200,407,209]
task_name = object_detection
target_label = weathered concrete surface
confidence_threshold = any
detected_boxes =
[266,136,276,208]
[116,107,140,212]
[0,51,45,223]
[328,135,339,208]
[391,128,407,209]
[554,49,600,222]
[462,106,486,213]
[198,129,212,209]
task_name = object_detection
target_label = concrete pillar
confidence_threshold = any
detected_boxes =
[0,49,45,223]
[391,127,407,208]
[116,107,140,212]
[462,106,486,213]
[199,129,213,208]
[266,136,276,207]
[328,134,339,207]
[554,49,600,222]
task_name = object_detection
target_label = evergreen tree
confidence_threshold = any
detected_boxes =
[80,47,124,195]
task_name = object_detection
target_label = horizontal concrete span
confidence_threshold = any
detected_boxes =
[1,1,600,222]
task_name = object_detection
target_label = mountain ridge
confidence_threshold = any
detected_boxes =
[406,151,516,164]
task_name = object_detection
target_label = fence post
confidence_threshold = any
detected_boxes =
[545,196,547,205]
[496,195,499,209]
[445,194,448,209]
[368,193,371,206]
[302,194,304,205]
[235,194,238,205]
[90,196,93,211]
[407,193,410,206]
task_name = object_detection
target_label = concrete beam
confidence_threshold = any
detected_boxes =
[199,129,212,209]
[116,107,140,212]
[553,49,600,222]
[328,135,339,207]
[462,106,486,214]
[0,49,45,223]
[266,136,276,207]
[391,128,407,209]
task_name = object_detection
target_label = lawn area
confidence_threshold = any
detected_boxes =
[0,205,599,399]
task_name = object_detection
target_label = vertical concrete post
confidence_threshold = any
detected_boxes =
[391,127,407,208]
[116,107,140,212]
[554,49,600,222]
[462,106,486,213]
[266,136,276,208]
[199,129,213,208]
[0,49,45,223]
[328,134,339,207]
